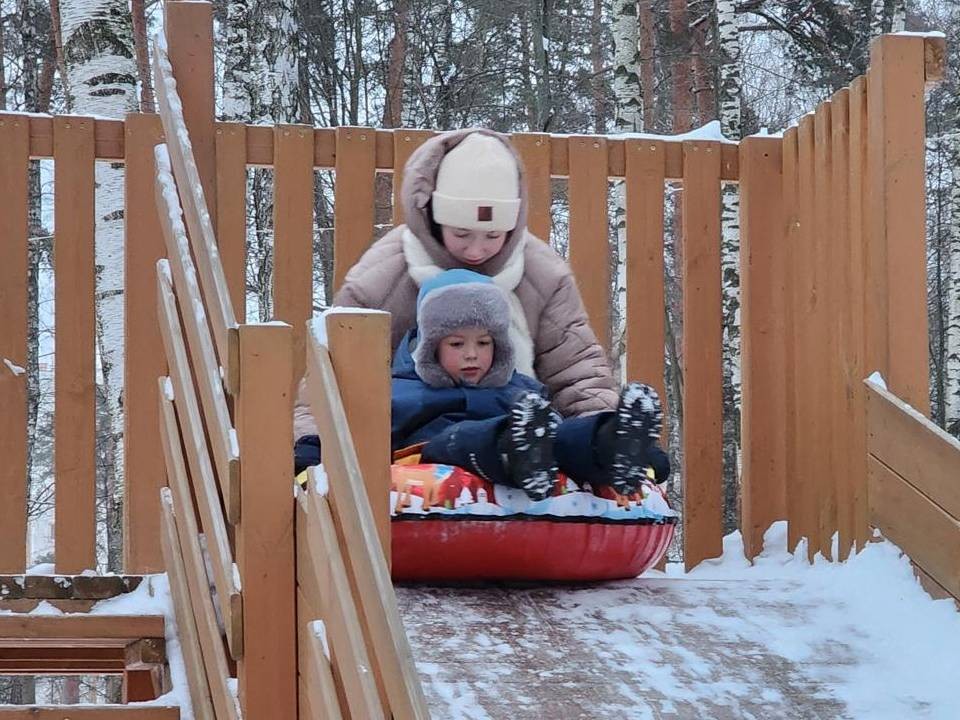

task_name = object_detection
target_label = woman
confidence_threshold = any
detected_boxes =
[294,128,619,444]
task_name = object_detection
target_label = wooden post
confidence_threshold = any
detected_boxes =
[325,311,393,566]
[511,133,552,242]
[795,115,818,562]
[867,35,929,415]
[273,124,315,388]
[680,141,723,570]
[848,76,871,551]
[830,89,854,561]
[54,116,97,574]
[215,121,248,316]
[123,113,167,573]
[568,136,611,350]
[391,130,434,225]
[0,114,29,573]
[334,127,377,292]
[739,136,786,561]
[813,101,835,560]
[781,127,800,554]
[235,323,297,720]
[164,0,217,225]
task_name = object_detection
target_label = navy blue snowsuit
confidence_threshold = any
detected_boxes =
[295,330,669,486]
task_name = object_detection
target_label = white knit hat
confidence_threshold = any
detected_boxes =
[431,133,521,232]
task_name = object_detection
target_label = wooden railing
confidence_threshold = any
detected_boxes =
[151,2,426,717]
[739,33,946,563]
[865,380,960,602]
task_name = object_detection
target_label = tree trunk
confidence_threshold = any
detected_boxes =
[531,0,553,131]
[945,134,960,437]
[590,0,606,132]
[716,0,743,533]
[130,0,154,113]
[382,0,409,129]
[638,0,657,130]
[59,0,138,571]
[668,0,693,133]
[870,0,886,36]
[611,0,642,376]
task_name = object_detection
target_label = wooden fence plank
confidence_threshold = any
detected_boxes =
[0,708,179,719]
[158,488,215,720]
[0,114,30,573]
[156,263,242,659]
[154,145,240,524]
[53,116,97,575]
[624,139,666,408]
[302,618,344,720]
[568,136,611,350]
[164,0,216,220]
[215,121,248,317]
[868,456,960,600]
[297,491,386,719]
[334,127,377,292]
[511,133,552,241]
[305,335,430,719]
[865,382,960,519]
[813,101,836,560]
[123,113,167,574]
[848,75,870,551]
[739,136,786,561]
[781,127,800,554]
[326,311,393,566]
[158,389,239,720]
[392,130,434,225]
[273,124,315,387]
[0,615,164,640]
[235,324,297,720]
[152,38,239,393]
[680,140,723,570]
[867,36,930,415]
[830,89,854,561]
[795,116,818,561]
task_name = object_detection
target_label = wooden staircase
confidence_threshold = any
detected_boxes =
[0,576,178,717]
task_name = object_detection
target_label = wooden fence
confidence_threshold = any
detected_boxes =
[866,380,960,602]
[742,34,946,564]
[0,0,947,611]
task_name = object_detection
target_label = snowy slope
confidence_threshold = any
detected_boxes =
[397,522,960,719]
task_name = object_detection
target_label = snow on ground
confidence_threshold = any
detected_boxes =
[397,522,960,719]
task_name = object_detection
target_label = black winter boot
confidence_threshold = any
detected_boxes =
[598,383,664,495]
[500,392,561,501]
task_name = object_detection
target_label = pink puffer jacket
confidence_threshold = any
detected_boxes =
[293,129,618,439]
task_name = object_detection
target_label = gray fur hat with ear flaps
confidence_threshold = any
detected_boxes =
[413,269,515,388]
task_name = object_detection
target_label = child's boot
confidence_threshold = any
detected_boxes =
[501,392,561,501]
[599,383,664,495]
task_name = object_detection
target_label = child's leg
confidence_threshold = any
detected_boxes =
[556,383,670,494]
[420,393,560,501]
[294,434,321,476]
[420,416,511,485]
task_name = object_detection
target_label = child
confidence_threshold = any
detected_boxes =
[294,129,619,446]
[390,269,669,500]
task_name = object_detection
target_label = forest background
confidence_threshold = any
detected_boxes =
[1,4,959,696]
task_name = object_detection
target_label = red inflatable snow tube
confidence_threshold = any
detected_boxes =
[389,461,677,582]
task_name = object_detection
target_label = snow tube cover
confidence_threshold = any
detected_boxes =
[390,462,677,582]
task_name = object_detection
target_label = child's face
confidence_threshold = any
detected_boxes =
[440,226,507,267]
[437,327,494,385]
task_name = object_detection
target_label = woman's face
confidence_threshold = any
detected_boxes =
[440,226,507,267]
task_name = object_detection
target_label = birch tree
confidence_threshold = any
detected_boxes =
[945,137,960,436]
[58,0,138,570]
[610,0,642,375]
[716,0,743,531]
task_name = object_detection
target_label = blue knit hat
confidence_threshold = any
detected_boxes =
[413,270,515,387]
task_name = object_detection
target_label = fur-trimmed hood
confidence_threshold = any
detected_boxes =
[412,271,515,388]
[400,128,529,276]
